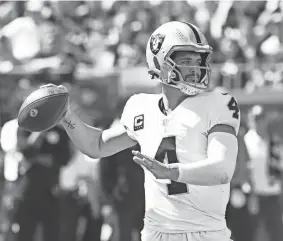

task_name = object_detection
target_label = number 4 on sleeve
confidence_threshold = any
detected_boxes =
[222,93,240,120]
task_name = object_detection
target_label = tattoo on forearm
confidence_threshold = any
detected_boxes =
[63,119,75,129]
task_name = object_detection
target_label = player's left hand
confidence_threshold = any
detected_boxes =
[132,150,170,179]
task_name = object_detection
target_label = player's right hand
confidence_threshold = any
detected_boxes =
[39,83,68,94]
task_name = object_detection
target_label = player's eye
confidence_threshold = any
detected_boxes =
[180,60,201,66]
[181,60,191,65]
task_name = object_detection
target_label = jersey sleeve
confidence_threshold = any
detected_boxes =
[120,94,138,141]
[207,93,241,136]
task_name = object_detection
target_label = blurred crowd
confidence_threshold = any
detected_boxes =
[0,1,283,241]
[0,0,283,122]
[226,105,283,241]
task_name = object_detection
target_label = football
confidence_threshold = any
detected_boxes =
[18,86,69,132]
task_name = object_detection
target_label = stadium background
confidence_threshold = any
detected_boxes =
[0,1,282,241]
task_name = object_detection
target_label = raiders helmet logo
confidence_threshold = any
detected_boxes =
[150,34,165,55]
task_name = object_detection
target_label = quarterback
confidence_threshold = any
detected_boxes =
[44,21,240,241]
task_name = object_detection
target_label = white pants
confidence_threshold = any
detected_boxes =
[141,228,232,241]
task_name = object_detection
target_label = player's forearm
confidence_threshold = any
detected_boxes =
[168,158,236,186]
[168,134,238,186]
[61,111,137,159]
[61,111,102,158]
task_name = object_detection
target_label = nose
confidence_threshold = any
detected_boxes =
[189,67,198,76]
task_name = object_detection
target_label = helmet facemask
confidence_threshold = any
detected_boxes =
[160,46,212,96]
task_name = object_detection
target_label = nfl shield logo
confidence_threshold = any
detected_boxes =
[150,34,165,55]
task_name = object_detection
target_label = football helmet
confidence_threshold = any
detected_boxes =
[146,21,213,96]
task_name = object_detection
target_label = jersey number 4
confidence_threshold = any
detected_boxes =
[222,93,240,119]
[155,137,188,195]
[228,97,240,119]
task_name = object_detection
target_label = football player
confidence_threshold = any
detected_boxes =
[44,21,240,241]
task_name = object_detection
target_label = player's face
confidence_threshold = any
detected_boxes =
[172,51,202,83]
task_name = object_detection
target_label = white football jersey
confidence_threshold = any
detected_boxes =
[120,91,240,233]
